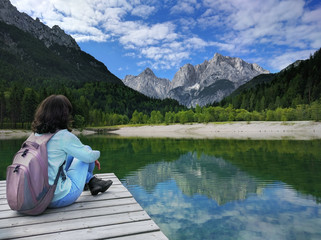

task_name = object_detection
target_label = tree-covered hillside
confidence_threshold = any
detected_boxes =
[220,48,321,111]
[0,21,122,88]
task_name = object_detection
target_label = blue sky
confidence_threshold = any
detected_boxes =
[11,0,321,80]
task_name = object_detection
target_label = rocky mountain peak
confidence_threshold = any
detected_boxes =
[252,63,269,73]
[124,68,171,99]
[0,0,79,50]
[213,52,224,61]
[212,53,243,68]
[123,54,269,107]
[171,64,197,89]
[142,67,155,77]
[282,60,303,72]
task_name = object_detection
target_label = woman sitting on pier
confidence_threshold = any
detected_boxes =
[32,94,112,208]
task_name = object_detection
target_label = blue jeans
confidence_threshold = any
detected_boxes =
[49,149,95,208]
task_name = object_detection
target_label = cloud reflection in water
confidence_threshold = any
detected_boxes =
[124,152,321,240]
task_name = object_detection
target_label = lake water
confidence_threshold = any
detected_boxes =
[1,136,321,240]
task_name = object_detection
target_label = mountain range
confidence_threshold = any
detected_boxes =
[123,54,269,107]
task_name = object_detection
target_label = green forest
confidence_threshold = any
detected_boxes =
[220,49,321,112]
[0,82,185,129]
[0,18,320,129]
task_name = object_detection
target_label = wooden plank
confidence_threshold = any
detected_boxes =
[0,198,138,228]
[21,220,161,240]
[94,173,120,178]
[0,211,151,239]
[0,191,133,211]
[0,202,143,220]
[0,185,130,205]
[0,190,132,206]
[108,231,169,240]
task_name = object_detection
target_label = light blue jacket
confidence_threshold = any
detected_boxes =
[37,130,100,202]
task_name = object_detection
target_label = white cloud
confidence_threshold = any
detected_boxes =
[140,44,190,70]
[131,5,156,18]
[118,22,178,47]
[72,33,108,42]
[184,37,208,49]
[209,41,236,52]
[178,18,197,32]
[170,0,200,14]
[302,7,321,23]
[141,46,171,60]
[197,9,221,29]
[269,49,315,71]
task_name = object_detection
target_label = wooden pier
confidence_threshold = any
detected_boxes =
[0,173,168,239]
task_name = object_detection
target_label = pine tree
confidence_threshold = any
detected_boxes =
[0,91,6,127]
[21,88,38,127]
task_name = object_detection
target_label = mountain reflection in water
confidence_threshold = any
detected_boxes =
[124,152,265,205]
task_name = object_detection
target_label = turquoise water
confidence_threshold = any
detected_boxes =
[1,137,321,239]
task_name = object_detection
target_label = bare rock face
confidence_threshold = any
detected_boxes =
[123,54,269,107]
[123,68,171,99]
[171,64,197,89]
[194,53,269,89]
[0,0,79,50]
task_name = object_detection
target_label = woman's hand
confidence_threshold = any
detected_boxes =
[95,160,101,170]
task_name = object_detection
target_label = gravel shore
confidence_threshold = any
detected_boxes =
[0,129,96,140]
[110,121,321,140]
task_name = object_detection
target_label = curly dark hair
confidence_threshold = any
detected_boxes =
[32,95,73,134]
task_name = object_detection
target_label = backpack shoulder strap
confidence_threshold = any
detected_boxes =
[54,161,65,185]
[26,131,64,186]
[24,130,62,148]
[26,132,55,145]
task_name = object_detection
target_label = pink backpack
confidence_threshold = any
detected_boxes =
[6,132,63,215]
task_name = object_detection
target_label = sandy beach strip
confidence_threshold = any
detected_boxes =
[0,129,96,140]
[1,121,321,140]
[109,121,321,140]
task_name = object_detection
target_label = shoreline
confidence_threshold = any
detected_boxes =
[109,121,321,140]
[1,121,321,140]
[0,129,97,140]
